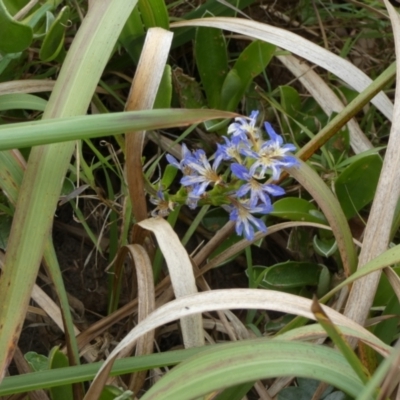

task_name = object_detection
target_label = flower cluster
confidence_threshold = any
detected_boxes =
[152,111,299,240]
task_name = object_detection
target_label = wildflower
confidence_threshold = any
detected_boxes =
[225,198,272,241]
[186,190,201,210]
[150,190,175,217]
[215,136,250,165]
[231,163,285,205]
[227,110,260,141]
[180,149,222,197]
[242,122,298,180]
[166,143,195,175]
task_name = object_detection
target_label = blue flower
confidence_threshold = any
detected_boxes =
[180,149,222,197]
[242,122,298,180]
[225,198,271,241]
[166,143,195,175]
[231,163,285,205]
[214,136,251,166]
[227,110,260,141]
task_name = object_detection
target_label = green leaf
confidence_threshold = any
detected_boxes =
[39,6,69,61]
[220,41,275,110]
[0,109,235,151]
[313,235,338,257]
[0,346,211,395]
[335,154,382,219]
[154,65,172,108]
[138,0,169,29]
[99,386,133,400]
[0,93,47,111]
[118,6,145,62]
[0,0,33,53]
[24,352,49,372]
[271,197,327,224]
[140,340,365,400]
[195,27,228,108]
[311,298,369,384]
[262,261,323,288]
[220,68,243,111]
[214,382,254,400]
[48,347,73,400]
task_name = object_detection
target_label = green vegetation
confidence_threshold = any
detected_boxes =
[0,0,399,399]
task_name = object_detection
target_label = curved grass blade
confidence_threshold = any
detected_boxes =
[343,0,400,332]
[140,339,365,400]
[0,109,236,151]
[288,160,358,276]
[171,17,393,121]
[0,0,141,378]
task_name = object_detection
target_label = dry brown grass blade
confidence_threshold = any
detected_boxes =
[344,0,400,332]
[277,54,373,153]
[171,17,393,121]
[0,80,108,95]
[0,80,55,94]
[114,245,155,393]
[87,288,381,391]
[74,221,235,351]
[138,217,204,348]
[125,28,173,224]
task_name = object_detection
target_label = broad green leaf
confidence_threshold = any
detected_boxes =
[48,347,73,400]
[140,340,365,400]
[2,0,28,15]
[335,153,382,219]
[138,0,168,29]
[160,164,178,189]
[0,93,47,111]
[39,6,69,61]
[317,264,331,297]
[195,27,228,108]
[313,235,338,257]
[23,3,53,32]
[24,352,48,372]
[262,261,323,288]
[221,40,275,110]
[118,6,145,62]
[153,65,172,108]
[220,68,243,111]
[0,0,33,53]
[271,197,327,224]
